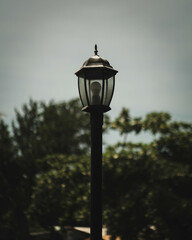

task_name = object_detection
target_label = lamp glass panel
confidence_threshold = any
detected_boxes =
[103,76,115,106]
[86,79,103,105]
[78,77,88,107]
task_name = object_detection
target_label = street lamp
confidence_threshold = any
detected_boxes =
[75,45,118,240]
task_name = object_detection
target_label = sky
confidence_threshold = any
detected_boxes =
[0,0,192,143]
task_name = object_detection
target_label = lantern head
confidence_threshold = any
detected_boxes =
[75,45,118,112]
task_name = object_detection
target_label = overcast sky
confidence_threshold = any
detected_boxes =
[1,0,192,140]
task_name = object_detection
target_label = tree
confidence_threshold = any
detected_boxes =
[1,98,91,239]
[150,123,192,240]
[143,112,171,135]
[30,154,90,230]
[11,98,90,200]
[103,142,155,240]
[12,98,90,165]
[103,110,192,240]
[0,120,29,239]
[2,99,192,240]
[110,108,142,143]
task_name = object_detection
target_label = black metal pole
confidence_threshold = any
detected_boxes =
[90,109,103,240]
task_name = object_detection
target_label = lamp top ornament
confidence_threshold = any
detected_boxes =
[75,44,118,79]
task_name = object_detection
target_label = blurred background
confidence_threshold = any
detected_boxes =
[0,0,192,239]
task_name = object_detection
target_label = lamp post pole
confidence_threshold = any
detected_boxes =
[75,45,118,240]
[90,109,103,240]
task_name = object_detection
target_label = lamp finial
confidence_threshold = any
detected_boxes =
[94,44,98,55]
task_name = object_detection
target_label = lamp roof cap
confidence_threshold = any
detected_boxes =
[75,45,118,78]
[82,44,113,68]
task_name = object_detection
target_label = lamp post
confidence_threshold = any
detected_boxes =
[75,45,118,240]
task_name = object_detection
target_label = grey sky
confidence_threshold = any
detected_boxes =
[1,0,192,132]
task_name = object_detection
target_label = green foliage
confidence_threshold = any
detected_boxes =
[11,98,91,203]
[0,119,16,224]
[103,113,192,240]
[103,143,155,240]
[143,112,171,135]
[1,98,91,239]
[111,108,143,136]
[30,155,90,229]
[12,98,90,160]
[1,99,192,240]
[0,120,29,239]
[38,99,90,156]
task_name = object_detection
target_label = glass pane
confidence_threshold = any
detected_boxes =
[78,77,88,107]
[86,79,91,104]
[103,76,115,106]
[102,78,107,106]
[86,79,103,105]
